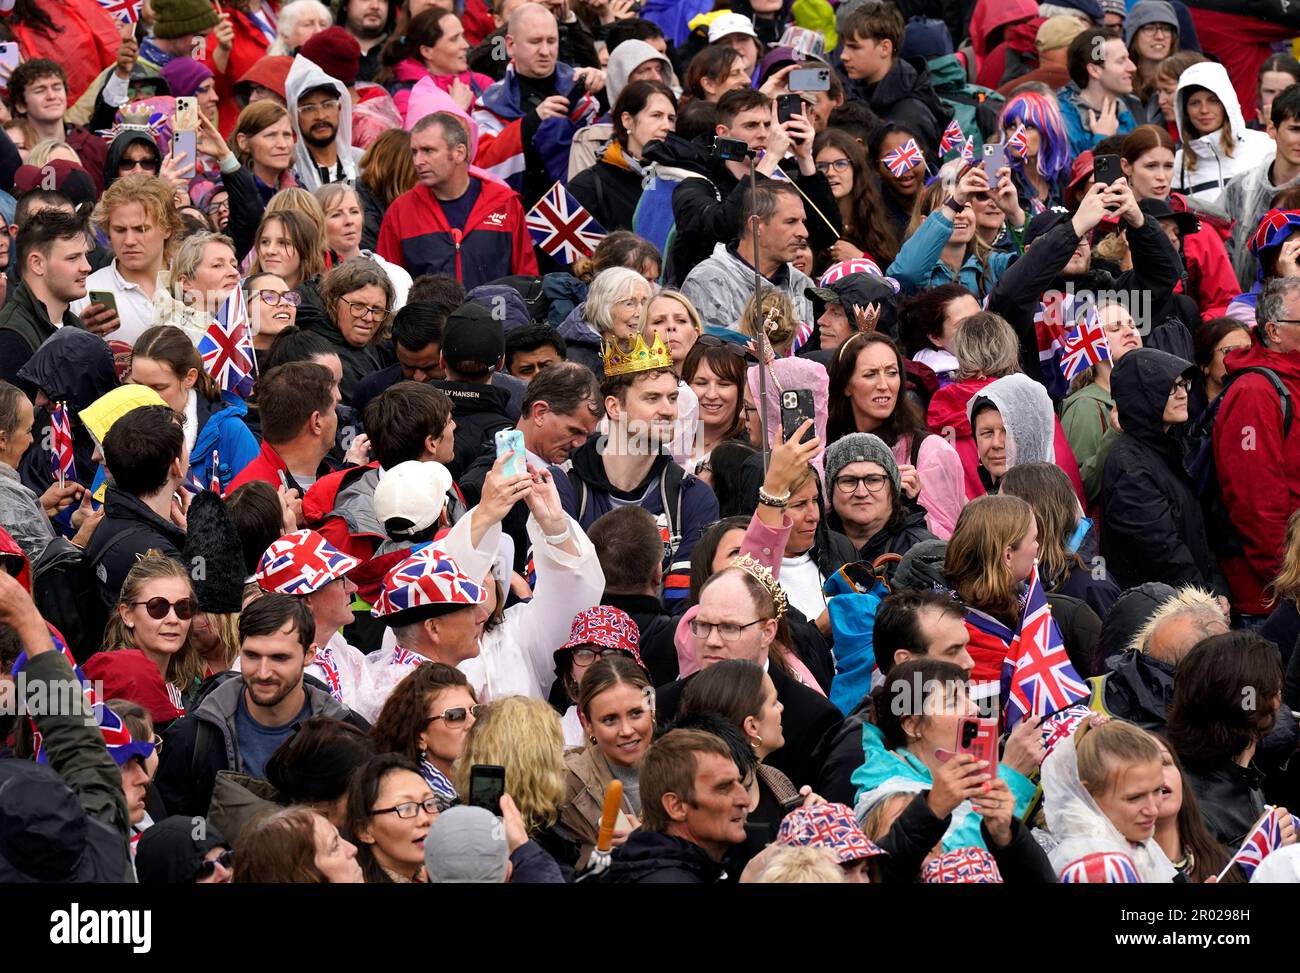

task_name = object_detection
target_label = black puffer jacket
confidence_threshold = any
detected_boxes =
[599,829,726,884]
[430,379,514,481]
[1100,349,1229,596]
[844,56,950,157]
[568,152,644,233]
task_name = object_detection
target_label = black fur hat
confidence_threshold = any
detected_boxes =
[182,491,247,615]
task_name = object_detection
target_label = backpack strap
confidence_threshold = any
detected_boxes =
[1221,366,1294,438]
[659,462,685,564]
[86,522,162,578]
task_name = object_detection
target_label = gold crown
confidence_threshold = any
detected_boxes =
[729,553,788,619]
[601,332,674,378]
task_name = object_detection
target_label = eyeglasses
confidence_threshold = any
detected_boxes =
[193,849,234,881]
[1272,319,1300,326]
[1169,378,1193,395]
[426,704,487,724]
[372,797,440,819]
[614,296,649,311]
[152,734,164,754]
[119,158,160,173]
[340,297,391,322]
[834,473,889,495]
[1139,23,1173,35]
[689,618,764,641]
[570,647,633,666]
[206,198,230,215]
[130,597,196,621]
[256,289,301,307]
[298,98,341,116]
[815,158,852,174]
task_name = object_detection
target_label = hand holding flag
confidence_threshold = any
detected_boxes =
[1001,563,1089,731]
[198,286,256,398]
[1218,806,1296,880]
[49,401,77,489]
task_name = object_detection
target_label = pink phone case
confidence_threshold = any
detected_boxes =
[955,717,999,777]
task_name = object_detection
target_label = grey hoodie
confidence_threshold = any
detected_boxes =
[967,372,1057,472]
[285,55,363,192]
[680,242,815,332]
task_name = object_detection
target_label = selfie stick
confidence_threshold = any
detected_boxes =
[584,779,624,876]
[747,150,771,474]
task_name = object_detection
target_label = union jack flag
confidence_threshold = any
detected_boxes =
[938,118,964,157]
[921,847,1003,883]
[1039,703,1094,758]
[1001,564,1089,731]
[1059,851,1141,883]
[1225,806,1290,879]
[1006,124,1029,160]
[526,181,606,265]
[97,0,142,25]
[11,631,153,765]
[391,647,426,668]
[209,449,221,495]
[960,136,974,163]
[198,286,256,398]
[1249,209,1300,255]
[1059,305,1110,381]
[49,402,76,486]
[1033,289,1076,398]
[820,257,884,284]
[882,138,923,178]
[313,644,344,701]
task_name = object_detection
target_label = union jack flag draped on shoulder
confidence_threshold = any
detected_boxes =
[1001,563,1089,731]
[526,181,606,265]
[198,286,256,398]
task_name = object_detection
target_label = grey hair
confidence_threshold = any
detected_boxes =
[171,231,236,283]
[1130,586,1228,655]
[1256,276,1300,341]
[739,181,802,232]
[952,311,1020,379]
[410,112,471,156]
[277,0,332,38]
[321,255,396,325]
[583,266,655,335]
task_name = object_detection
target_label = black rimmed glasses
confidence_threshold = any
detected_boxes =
[834,473,889,495]
[371,797,439,819]
[340,297,391,322]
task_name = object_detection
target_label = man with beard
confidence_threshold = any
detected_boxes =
[155,595,369,817]
[336,0,395,82]
[284,55,362,191]
[561,333,718,605]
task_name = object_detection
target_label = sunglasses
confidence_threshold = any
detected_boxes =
[119,158,160,173]
[130,597,196,621]
[695,335,750,359]
[194,849,234,881]
[427,704,487,725]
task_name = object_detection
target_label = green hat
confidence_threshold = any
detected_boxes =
[152,0,220,40]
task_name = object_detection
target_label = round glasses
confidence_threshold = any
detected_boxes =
[570,646,633,666]
[427,704,487,725]
[815,158,852,174]
[255,289,301,307]
[834,473,889,495]
[130,597,196,621]
[298,98,341,116]
[372,797,439,819]
[340,297,391,322]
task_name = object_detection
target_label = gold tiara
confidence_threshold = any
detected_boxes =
[729,553,788,619]
[601,332,673,378]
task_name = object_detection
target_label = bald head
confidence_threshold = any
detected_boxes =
[506,3,559,78]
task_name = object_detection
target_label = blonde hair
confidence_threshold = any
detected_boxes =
[92,173,184,263]
[1074,718,1162,800]
[737,289,797,353]
[859,791,911,841]
[200,611,241,672]
[103,553,204,692]
[265,187,328,247]
[27,139,80,167]
[641,289,702,335]
[905,161,994,277]
[1269,508,1300,608]
[453,696,566,834]
[1128,586,1226,654]
[749,846,846,884]
[944,495,1034,625]
[952,311,1020,379]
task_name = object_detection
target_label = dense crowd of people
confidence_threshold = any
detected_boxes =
[6,0,1300,887]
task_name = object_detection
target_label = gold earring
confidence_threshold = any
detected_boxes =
[751,735,762,750]
[589,735,597,746]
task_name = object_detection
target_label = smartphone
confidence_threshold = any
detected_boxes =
[780,388,815,444]
[981,141,1006,182]
[776,93,804,125]
[468,764,506,815]
[0,43,18,75]
[787,67,831,93]
[174,96,199,131]
[494,428,526,478]
[172,130,197,179]
[88,291,118,315]
[566,78,589,107]
[956,716,999,778]
[1092,153,1121,187]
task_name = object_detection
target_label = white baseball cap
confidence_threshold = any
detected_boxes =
[708,12,759,43]
[373,461,453,538]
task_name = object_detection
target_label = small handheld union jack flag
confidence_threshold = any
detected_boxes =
[1059,306,1110,381]
[1006,124,1029,160]
[882,138,923,178]
[526,181,607,265]
[1001,563,1089,731]
[198,286,256,399]
[1219,806,1293,880]
[960,136,974,163]
[938,118,964,157]
[97,0,143,26]
[49,401,76,488]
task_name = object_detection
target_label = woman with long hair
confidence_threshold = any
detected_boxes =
[897,283,982,386]
[376,6,494,115]
[1150,732,1241,882]
[234,807,363,883]
[1000,462,1119,621]
[557,655,653,867]
[248,209,323,292]
[683,45,749,103]
[812,128,899,269]
[867,123,929,241]
[943,494,1039,684]
[356,129,417,252]
[569,81,677,233]
[89,553,205,723]
[202,101,298,262]
[1193,317,1252,402]
[1120,124,1240,318]
[130,325,261,494]
[681,337,749,473]
[1154,51,1209,143]
[1172,61,1275,205]
[998,90,1072,213]
[826,331,965,538]
[370,662,480,811]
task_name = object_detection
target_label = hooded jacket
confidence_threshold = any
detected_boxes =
[600,829,727,883]
[1058,81,1146,158]
[285,56,363,192]
[846,55,951,157]
[969,0,1038,89]
[103,129,163,190]
[567,40,676,179]
[1214,338,1300,613]
[927,376,1084,502]
[967,372,1057,486]
[1101,348,1228,595]
[155,671,364,819]
[134,815,229,883]
[681,243,815,332]
[1173,62,1276,206]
